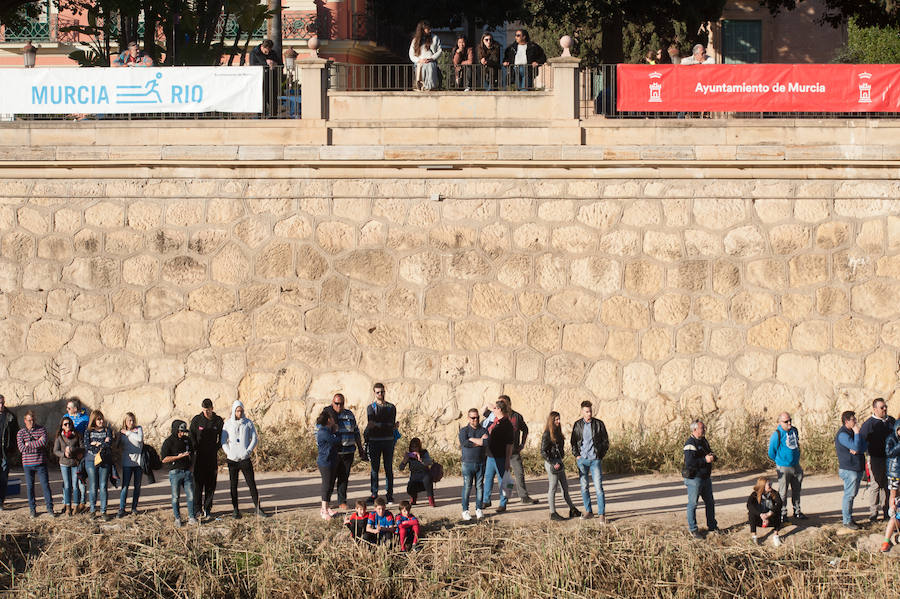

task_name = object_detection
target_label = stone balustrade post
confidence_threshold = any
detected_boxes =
[298,57,329,120]
[547,56,581,120]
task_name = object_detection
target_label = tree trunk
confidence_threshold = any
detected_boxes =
[601,11,624,64]
[268,0,282,54]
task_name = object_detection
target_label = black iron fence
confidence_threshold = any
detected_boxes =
[582,64,900,119]
[328,62,552,92]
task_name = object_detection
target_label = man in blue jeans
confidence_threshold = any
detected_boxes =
[161,420,197,527]
[0,394,19,511]
[482,399,515,513]
[836,410,867,530]
[570,400,609,522]
[459,407,488,520]
[683,419,719,538]
[365,382,397,504]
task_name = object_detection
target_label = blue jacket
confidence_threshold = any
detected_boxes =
[316,425,340,468]
[885,428,900,479]
[767,426,800,468]
[835,426,866,472]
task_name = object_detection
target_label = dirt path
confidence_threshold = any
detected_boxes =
[0,467,865,531]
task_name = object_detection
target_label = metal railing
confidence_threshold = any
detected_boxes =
[582,64,900,119]
[329,62,552,92]
[12,66,300,121]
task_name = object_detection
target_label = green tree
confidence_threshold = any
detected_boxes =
[834,17,900,62]
[760,0,900,28]
[521,0,725,65]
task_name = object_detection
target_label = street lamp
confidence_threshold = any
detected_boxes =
[23,40,37,67]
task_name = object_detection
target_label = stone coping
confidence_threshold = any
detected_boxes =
[328,90,553,97]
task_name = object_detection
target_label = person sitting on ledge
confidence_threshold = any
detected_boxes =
[409,20,443,91]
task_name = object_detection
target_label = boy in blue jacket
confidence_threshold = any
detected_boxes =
[767,412,807,521]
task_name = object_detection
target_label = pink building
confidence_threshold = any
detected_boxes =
[0,0,387,66]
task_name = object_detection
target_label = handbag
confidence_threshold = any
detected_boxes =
[429,462,444,483]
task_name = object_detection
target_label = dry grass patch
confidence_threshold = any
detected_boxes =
[0,512,896,598]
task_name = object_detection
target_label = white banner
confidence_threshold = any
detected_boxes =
[0,66,264,114]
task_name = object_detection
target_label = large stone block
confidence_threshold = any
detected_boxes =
[602,296,649,330]
[160,309,206,353]
[570,256,621,294]
[79,353,147,388]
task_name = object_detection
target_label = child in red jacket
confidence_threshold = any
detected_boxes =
[397,500,421,551]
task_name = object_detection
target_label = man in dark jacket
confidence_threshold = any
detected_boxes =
[682,418,719,538]
[570,400,609,521]
[0,394,18,511]
[365,383,397,504]
[161,420,197,526]
[249,39,284,117]
[836,410,867,529]
[860,397,895,521]
[190,398,224,520]
[502,29,547,90]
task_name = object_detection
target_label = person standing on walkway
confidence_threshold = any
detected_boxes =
[482,399,515,513]
[53,416,82,516]
[836,410,867,530]
[459,408,488,521]
[221,400,268,519]
[190,398,224,521]
[84,410,112,519]
[316,408,341,520]
[161,419,197,527]
[64,398,88,513]
[683,418,718,538]
[117,412,143,518]
[503,396,539,505]
[542,411,581,521]
[17,410,54,518]
[571,401,609,522]
[365,382,397,504]
[325,393,366,510]
[0,394,18,511]
[860,398,895,521]
[767,412,807,521]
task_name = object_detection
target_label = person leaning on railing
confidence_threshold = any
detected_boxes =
[451,34,474,91]
[502,29,546,91]
[112,41,153,67]
[476,32,501,91]
[409,20,442,91]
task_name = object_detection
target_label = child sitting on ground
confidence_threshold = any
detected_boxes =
[344,500,369,542]
[365,497,396,546]
[397,500,422,551]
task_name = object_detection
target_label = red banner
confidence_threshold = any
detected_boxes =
[616,64,900,112]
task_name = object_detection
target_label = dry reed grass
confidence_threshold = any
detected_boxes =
[0,512,895,598]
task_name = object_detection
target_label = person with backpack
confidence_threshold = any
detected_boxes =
[767,412,807,521]
[399,437,435,507]
[84,410,113,519]
[117,412,143,518]
[220,400,268,518]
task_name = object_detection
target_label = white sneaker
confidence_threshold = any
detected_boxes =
[772,534,782,547]
[462,510,472,521]
[475,509,484,519]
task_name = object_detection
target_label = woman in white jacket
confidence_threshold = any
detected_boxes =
[220,400,268,518]
[409,20,442,91]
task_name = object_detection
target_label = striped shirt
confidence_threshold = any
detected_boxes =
[17,425,47,467]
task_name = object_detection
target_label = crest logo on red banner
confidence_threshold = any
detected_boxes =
[648,72,662,103]
[858,72,872,104]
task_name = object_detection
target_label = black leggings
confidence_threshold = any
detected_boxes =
[227,458,259,509]
[319,464,337,502]
[748,512,782,534]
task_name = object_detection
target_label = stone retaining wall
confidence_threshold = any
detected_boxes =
[1,173,899,446]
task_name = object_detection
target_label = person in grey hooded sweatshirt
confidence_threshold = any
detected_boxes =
[220,400,268,519]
